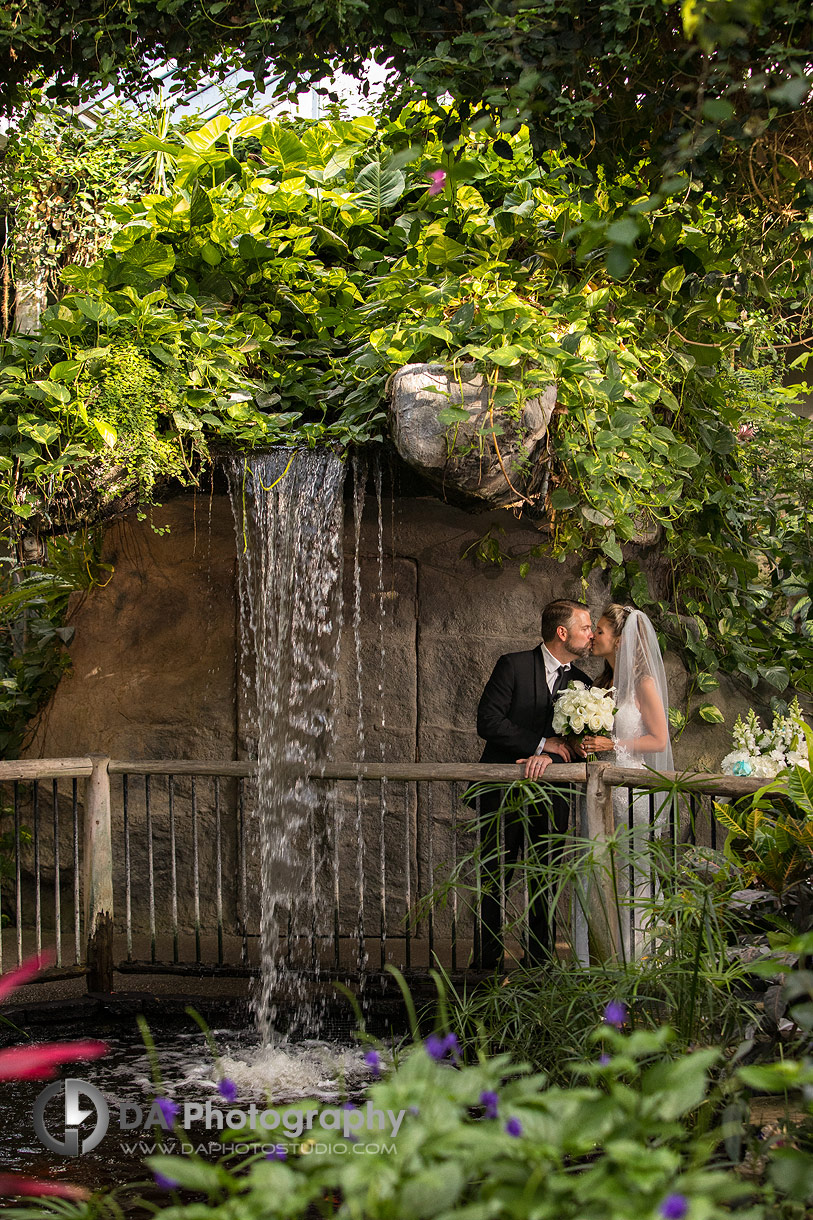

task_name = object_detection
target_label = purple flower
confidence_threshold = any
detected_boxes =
[660,1195,689,1220]
[428,169,446,196]
[343,1101,357,1111]
[153,1172,178,1190]
[599,1053,611,1066]
[364,1049,381,1078]
[425,1032,460,1062]
[603,1000,627,1028]
[265,1145,287,1161]
[505,1117,522,1138]
[218,1077,238,1103]
[480,1090,499,1119]
[408,1105,420,1116]
[156,1097,179,1128]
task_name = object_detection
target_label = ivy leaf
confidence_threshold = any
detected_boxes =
[698,703,725,724]
[760,666,790,691]
[437,406,470,424]
[550,489,579,510]
[601,533,623,563]
[425,236,467,265]
[92,418,117,448]
[49,360,81,383]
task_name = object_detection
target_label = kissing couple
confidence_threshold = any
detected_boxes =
[474,598,672,968]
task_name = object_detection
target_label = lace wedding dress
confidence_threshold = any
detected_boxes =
[612,699,662,960]
[572,611,672,965]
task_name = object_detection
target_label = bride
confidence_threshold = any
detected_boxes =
[581,604,673,958]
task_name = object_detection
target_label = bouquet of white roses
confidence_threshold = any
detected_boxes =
[552,681,617,743]
[720,697,810,778]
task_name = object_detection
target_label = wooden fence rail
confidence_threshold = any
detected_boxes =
[0,757,769,993]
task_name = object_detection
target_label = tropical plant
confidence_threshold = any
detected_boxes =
[0,102,811,756]
[0,531,111,755]
[0,953,107,1200]
[715,739,813,908]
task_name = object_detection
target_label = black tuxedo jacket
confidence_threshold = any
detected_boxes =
[476,647,592,764]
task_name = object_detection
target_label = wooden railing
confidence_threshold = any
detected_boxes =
[0,757,766,993]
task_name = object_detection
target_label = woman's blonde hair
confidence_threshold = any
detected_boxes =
[595,603,634,688]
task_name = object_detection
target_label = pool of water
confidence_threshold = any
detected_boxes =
[0,1008,376,1194]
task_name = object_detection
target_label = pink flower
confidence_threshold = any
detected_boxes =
[737,423,756,442]
[0,953,107,1200]
[0,1175,88,1200]
[0,952,54,1002]
[428,170,446,196]
[0,1040,108,1081]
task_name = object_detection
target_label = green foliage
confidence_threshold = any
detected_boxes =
[0,532,110,755]
[13,1027,751,1220]
[1,104,812,701]
[716,756,813,902]
[0,108,146,324]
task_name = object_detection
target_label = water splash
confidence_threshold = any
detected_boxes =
[227,449,345,1042]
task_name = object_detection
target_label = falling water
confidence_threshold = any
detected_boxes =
[374,454,389,967]
[227,449,345,1042]
[351,452,369,976]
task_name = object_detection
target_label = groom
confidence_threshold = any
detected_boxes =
[475,599,594,968]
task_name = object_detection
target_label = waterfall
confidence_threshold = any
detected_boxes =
[227,449,345,1042]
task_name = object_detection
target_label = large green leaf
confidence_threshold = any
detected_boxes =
[120,240,176,278]
[787,765,813,818]
[261,122,307,170]
[353,161,406,210]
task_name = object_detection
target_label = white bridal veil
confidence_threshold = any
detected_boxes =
[614,609,673,773]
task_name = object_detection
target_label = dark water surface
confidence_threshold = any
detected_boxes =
[0,1008,373,1193]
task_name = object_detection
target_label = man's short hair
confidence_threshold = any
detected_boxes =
[540,599,589,643]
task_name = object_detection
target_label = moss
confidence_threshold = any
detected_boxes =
[78,342,205,502]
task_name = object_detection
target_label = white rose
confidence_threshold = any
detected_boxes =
[571,716,585,734]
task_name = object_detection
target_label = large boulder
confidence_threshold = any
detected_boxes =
[388,363,556,508]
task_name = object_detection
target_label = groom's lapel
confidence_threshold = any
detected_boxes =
[533,646,549,728]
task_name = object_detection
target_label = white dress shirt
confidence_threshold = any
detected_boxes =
[535,643,571,754]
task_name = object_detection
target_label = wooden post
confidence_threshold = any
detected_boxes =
[84,756,114,993]
[583,762,622,963]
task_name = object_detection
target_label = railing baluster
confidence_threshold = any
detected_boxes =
[473,791,482,970]
[14,781,22,967]
[123,775,132,962]
[72,779,80,965]
[191,777,201,964]
[33,780,41,957]
[308,786,317,973]
[451,783,458,972]
[238,778,248,964]
[710,795,717,850]
[52,780,61,968]
[404,781,411,970]
[214,777,223,966]
[145,774,156,963]
[332,781,341,970]
[379,777,387,970]
[355,777,365,975]
[169,775,179,964]
[426,782,434,964]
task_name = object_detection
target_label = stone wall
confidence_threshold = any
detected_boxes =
[20,484,767,955]
[26,489,756,771]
